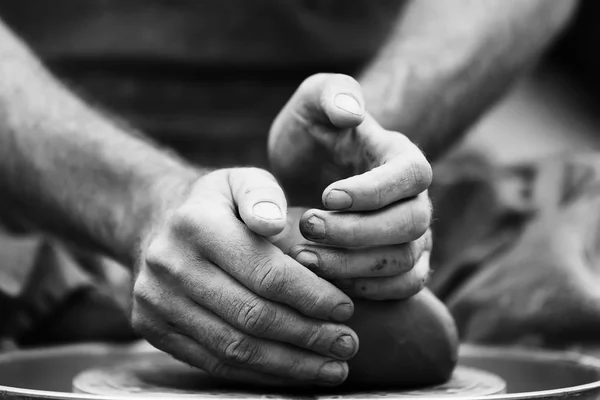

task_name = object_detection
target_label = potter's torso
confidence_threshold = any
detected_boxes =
[0,0,406,167]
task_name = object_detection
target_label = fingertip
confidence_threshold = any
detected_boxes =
[326,93,365,129]
[244,201,287,237]
[322,75,365,129]
[330,302,355,322]
[322,187,354,210]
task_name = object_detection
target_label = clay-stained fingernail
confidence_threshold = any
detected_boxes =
[330,335,357,359]
[324,189,353,210]
[334,93,363,116]
[305,216,325,239]
[296,251,319,270]
[330,303,353,322]
[318,361,346,384]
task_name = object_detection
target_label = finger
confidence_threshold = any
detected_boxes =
[333,250,431,300]
[301,193,432,247]
[268,74,365,187]
[283,73,365,130]
[229,168,287,237]
[141,329,294,387]
[162,202,354,322]
[145,239,359,360]
[322,116,433,211]
[290,231,431,280]
[133,284,349,385]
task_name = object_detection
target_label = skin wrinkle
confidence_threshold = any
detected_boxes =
[359,0,577,160]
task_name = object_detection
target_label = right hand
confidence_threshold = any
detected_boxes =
[131,168,358,387]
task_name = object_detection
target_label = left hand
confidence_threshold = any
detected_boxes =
[268,74,433,300]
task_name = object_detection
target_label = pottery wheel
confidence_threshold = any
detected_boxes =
[73,352,506,398]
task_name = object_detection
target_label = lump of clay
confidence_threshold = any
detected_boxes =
[344,289,459,388]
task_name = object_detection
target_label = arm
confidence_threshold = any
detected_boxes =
[0,22,359,385]
[359,0,578,160]
[0,22,195,267]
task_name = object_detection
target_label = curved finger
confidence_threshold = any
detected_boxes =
[268,74,365,191]
[322,116,433,212]
[133,284,349,385]
[333,250,431,300]
[140,327,293,387]
[279,73,365,132]
[145,240,358,360]
[229,168,288,237]
[290,232,430,280]
[183,210,354,322]
[301,193,431,247]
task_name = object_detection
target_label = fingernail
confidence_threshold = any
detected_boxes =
[296,251,319,270]
[325,189,353,210]
[330,303,353,322]
[318,361,346,384]
[330,335,356,359]
[253,202,283,220]
[334,93,363,116]
[305,216,325,239]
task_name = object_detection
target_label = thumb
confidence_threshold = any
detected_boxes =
[268,73,365,183]
[279,73,366,132]
[228,168,288,237]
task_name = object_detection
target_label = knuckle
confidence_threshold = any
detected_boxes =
[371,176,385,207]
[249,167,277,182]
[236,298,276,335]
[169,205,200,232]
[207,362,232,378]
[408,202,432,239]
[302,290,328,315]
[132,274,158,307]
[144,235,172,271]
[407,155,433,192]
[286,354,308,377]
[300,324,326,349]
[331,251,349,277]
[400,243,417,271]
[251,256,288,296]
[223,336,261,366]
[144,241,184,283]
[301,73,329,92]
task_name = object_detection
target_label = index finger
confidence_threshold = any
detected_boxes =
[322,116,433,212]
[186,206,354,323]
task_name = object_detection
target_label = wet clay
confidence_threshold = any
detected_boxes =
[344,289,459,388]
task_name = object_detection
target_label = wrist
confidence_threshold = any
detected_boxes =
[121,164,200,269]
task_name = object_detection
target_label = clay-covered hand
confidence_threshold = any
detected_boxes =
[132,168,359,386]
[269,74,432,300]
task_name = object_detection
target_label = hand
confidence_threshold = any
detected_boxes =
[268,74,433,300]
[132,168,359,386]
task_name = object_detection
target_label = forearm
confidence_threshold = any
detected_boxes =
[0,22,198,267]
[360,0,577,160]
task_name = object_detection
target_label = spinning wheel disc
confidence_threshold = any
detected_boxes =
[72,351,506,398]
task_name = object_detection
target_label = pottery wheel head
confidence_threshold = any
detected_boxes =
[72,352,506,398]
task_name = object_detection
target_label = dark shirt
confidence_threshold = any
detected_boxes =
[0,0,405,167]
